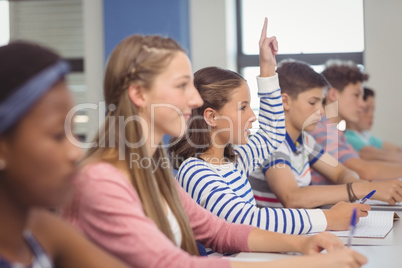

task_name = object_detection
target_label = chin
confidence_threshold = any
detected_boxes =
[304,124,316,132]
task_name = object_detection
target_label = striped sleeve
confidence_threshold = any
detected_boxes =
[234,74,286,178]
[177,158,327,235]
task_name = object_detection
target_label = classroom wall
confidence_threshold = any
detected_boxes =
[189,0,236,72]
[77,0,402,145]
[364,0,402,146]
[103,0,190,60]
[189,0,402,146]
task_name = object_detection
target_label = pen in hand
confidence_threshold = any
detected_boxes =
[360,190,376,204]
[347,208,358,247]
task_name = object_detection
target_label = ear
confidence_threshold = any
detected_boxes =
[282,93,292,111]
[203,107,218,127]
[327,87,339,103]
[0,138,9,170]
[128,83,148,109]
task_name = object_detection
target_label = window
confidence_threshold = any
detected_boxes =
[237,0,365,126]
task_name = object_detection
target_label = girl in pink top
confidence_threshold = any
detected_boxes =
[62,18,366,268]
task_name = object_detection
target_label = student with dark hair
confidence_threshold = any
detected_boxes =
[0,41,130,268]
[247,59,402,209]
[169,21,369,236]
[345,87,402,162]
[309,60,402,193]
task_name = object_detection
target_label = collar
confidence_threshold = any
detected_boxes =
[285,131,303,152]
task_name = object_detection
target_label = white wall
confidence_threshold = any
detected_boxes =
[364,0,402,146]
[190,0,402,146]
[189,0,237,72]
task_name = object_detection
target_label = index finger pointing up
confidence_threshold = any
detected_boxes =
[260,17,268,40]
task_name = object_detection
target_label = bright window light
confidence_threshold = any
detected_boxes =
[243,64,326,130]
[0,1,10,46]
[241,0,364,55]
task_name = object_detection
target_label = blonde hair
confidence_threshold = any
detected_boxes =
[86,35,199,255]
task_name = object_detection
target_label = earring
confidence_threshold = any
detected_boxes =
[0,159,6,170]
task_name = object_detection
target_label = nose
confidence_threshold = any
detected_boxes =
[319,104,325,116]
[249,108,257,124]
[188,84,204,109]
[358,96,365,110]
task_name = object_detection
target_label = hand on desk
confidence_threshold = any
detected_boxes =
[299,232,343,255]
[323,201,370,231]
[370,179,402,205]
[299,248,367,268]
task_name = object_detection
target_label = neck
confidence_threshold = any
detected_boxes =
[140,113,162,157]
[346,121,361,132]
[201,146,226,164]
[327,115,342,125]
[201,131,227,164]
[285,121,301,143]
[0,186,30,256]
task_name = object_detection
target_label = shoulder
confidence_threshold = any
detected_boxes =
[27,208,76,259]
[304,132,321,147]
[73,162,133,192]
[63,162,140,218]
[177,157,214,175]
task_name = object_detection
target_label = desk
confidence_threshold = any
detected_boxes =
[228,212,402,267]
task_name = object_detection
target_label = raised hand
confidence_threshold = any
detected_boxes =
[259,17,278,77]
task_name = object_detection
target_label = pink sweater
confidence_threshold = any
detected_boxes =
[61,162,254,268]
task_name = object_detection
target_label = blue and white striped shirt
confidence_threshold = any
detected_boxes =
[176,75,327,234]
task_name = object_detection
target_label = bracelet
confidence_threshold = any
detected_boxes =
[346,182,358,202]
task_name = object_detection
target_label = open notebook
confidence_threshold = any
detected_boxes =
[362,199,402,206]
[327,210,398,238]
[356,199,402,211]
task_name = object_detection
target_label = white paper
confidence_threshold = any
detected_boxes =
[328,211,394,238]
[361,199,402,206]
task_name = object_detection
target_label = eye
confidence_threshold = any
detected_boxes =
[177,82,187,90]
[240,105,247,111]
[53,131,66,142]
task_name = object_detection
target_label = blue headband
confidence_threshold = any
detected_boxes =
[0,60,70,135]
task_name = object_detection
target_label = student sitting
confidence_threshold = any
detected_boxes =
[60,19,367,268]
[247,60,402,209]
[309,60,402,191]
[169,20,369,235]
[0,41,129,268]
[345,87,402,163]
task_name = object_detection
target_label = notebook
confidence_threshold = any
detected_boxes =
[362,199,402,206]
[328,210,398,238]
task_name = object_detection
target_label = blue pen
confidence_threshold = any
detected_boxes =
[347,208,358,247]
[360,190,376,204]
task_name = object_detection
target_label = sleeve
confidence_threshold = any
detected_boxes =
[345,131,366,151]
[312,124,358,164]
[369,134,383,149]
[261,141,291,175]
[175,180,255,253]
[304,133,325,166]
[234,74,286,178]
[69,166,232,268]
[177,159,327,235]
